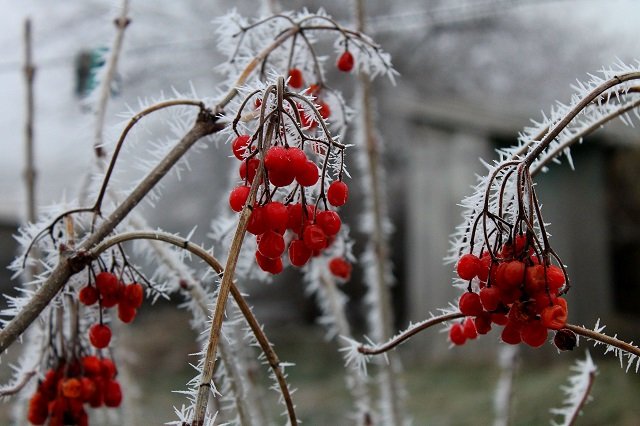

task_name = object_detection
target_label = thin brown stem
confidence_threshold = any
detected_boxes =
[93,0,130,159]
[358,312,465,355]
[565,323,640,358]
[0,371,36,397]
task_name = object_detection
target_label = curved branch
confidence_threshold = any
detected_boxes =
[89,230,298,425]
[358,312,464,356]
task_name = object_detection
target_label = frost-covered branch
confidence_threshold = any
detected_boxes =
[550,351,597,426]
[566,322,640,372]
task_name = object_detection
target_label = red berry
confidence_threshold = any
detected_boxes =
[117,303,137,324]
[540,298,568,330]
[61,378,82,399]
[502,260,525,288]
[546,265,565,291]
[553,328,577,351]
[78,285,99,306]
[462,317,478,339]
[474,313,492,335]
[229,186,250,212]
[328,257,352,280]
[501,322,522,345]
[318,101,331,119]
[479,286,500,312]
[303,224,327,250]
[458,292,483,316]
[232,134,251,160]
[289,239,312,267]
[456,253,481,280]
[82,356,101,376]
[80,377,97,402]
[89,324,112,349]
[239,158,260,183]
[263,202,289,234]
[287,147,307,172]
[104,380,122,407]
[327,181,348,207]
[100,358,117,379]
[123,283,144,309]
[336,50,354,72]
[268,167,295,187]
[255,251,283,274]
[316,210,341,236]
[296,160,319,187]
[95,272,119,297]
[258,230,286,259]
[449,323,466,345]
[520,321,548,347]
[491,313,509,326]
[247,205,267,235]
[288,68,304,88]
[477,254,492,282]
[525,264,546,294]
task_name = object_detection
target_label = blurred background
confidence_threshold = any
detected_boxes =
[0,0,639,424]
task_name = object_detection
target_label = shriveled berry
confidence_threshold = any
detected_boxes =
[288,68,304,88]
[229,186,250,212]
[553,328,577,351]
[303,224,327,250]
[232,135,251,160]
[540,298,568,330]
[316,210,341,236]
[78,285,99,306]
[336,50,354,72]
[449,323,466,345]
[328,257,352,280]
[456,253,481,280]
[525,264,546,294]
[458,292,483,316]
[288,239,312,267]
[327,181,348,206]
[89,324,112,349]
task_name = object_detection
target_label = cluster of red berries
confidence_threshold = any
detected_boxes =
[229,135,351,277]
[286,50,354,91]
[27,356,122,425]
[78,271,144,349]
[450,234,569,348]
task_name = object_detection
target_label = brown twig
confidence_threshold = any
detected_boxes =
[358,312,464,355]
[0,371,36,397]
[565,323,640,358]
[567,368,596,426]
